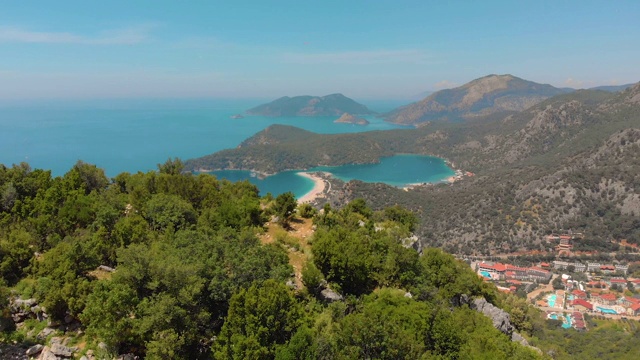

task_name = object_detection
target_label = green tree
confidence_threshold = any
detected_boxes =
[273,192,297,227]
[214,279,303,360]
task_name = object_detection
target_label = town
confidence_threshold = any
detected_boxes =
[470,254,640,331]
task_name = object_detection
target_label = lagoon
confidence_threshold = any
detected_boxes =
[210,154,454,198]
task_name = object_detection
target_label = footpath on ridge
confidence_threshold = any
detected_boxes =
[257,216,315,291]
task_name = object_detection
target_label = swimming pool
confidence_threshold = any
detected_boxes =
[562,314,572,329]
[480,271,492,278]
[547,294,557,308]
[597,307,617,315]
[568,295,575,301]
[548,314,558,320]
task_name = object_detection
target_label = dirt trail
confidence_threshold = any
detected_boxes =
[257,217,315,290]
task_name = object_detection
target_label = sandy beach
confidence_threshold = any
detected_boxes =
[297,172,326,204]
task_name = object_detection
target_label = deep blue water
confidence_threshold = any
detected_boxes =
[0,98,453,198]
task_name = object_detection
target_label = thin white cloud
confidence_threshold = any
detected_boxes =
[0,24,156,45]
[281,49,432,65]
[434,80,457,90]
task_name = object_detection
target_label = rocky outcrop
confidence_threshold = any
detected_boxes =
[468,297,541,353]
[319,288,344,302]
[334,113,370,125]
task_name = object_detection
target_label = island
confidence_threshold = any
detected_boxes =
[246,93,376,117]
[333,112,369,125]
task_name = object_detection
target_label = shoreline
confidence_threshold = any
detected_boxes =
[297,172,326,204]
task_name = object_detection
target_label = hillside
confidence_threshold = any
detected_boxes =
[384,74,573,125]
[246,93,375,116]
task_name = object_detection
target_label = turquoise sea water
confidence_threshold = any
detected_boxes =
[0,98,454,197]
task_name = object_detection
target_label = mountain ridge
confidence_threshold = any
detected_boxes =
[384,74,573,125]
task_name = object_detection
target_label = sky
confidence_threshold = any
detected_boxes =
[1,0,639,100]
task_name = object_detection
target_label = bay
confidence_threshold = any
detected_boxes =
[0,98,408,177]
[210,154,455,199]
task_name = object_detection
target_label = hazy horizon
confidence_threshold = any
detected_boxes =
[2,1,639,100]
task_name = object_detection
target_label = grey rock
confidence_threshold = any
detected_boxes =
[404,292,413,298]
[470,298,514,336]
[97,342,108,351]
[64,314,74,324]
[37,327,56,340]
[37,347,58,360]
[98,265,116,273]
[50,342,73,357]
[14,298,37,308]
[285,280,298,290]
[80,356,89,360]
[26,344,44,356]
[319,288,343,302]
[511,331,529,346]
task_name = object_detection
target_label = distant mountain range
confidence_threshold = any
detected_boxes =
[384,74,573,125]
[589,84,635,92]
[246,93,375,117]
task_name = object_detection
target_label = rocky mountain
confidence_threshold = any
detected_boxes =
[333,112,369,125]
[384,74,573,125]
[246,93,375,117]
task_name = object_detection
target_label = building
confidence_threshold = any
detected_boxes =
[552,261,586,272]
[478,262,506,280]
[600,265,616,274]
[608,278,627,288]
[571,290,587,300]
[587,262,601,272]
[526,266,552,282]
[618,296,640,307]
[615,264,629,275]
[570,299,593,312]
[592,293,618,306]
[629,303,640,316]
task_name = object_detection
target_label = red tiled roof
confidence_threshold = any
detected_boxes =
[478,262,507,272]
[624,297,640,304]
[571,299,593,310]
[631,304,640,311]
[610,278,627,283]
[572,290,586,297]
[600,265,615,270]
[528,266,550,273]
[540,262,550,267]
[598,293,618,301]
[507,279,522,285]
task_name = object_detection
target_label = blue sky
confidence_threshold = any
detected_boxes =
[1,0,639,99]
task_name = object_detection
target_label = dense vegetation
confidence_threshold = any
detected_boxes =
[1,160,546,359]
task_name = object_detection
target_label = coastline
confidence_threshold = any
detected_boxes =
[297,172,326,204]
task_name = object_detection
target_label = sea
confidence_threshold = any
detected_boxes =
[0,98,454,198]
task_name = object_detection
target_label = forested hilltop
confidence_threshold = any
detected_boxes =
[185,83,640,255]
[1,160,549,359]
